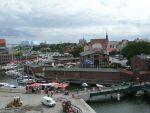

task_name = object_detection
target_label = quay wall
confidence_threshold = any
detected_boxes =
[71,98,97,113]
[78,92,125,102]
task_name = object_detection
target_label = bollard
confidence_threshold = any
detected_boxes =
[117,93,120,101]
[72,93,75,98]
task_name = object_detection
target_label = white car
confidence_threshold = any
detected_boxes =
[0,83,9,87]
[41,96,56,107]
[9,85,16,88]
[0,83,16,88]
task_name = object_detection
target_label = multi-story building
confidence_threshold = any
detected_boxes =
[107,41,119,52]
[0,39,11,64]
[131,54,150,71]
[117,39,129,51]
[0,39,6,47]
[84,33,109,52]
[81,33,109,68]
[130,54,150,82]
[0,54,11,64]
[0,47,8,54]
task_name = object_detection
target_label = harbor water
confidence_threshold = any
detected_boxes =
[88,96,150,113]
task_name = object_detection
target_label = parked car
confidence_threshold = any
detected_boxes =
[41,96,56,107]
[0,83,16,88]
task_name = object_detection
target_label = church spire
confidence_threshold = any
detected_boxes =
[106,32,108,40]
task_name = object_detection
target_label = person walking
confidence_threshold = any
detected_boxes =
[51,91,54,97]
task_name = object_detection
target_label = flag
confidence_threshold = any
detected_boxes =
[84,59,94,65]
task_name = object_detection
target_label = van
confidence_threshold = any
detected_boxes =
[41,96,56,107]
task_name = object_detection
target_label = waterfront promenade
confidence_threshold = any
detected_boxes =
[0,90,96,113]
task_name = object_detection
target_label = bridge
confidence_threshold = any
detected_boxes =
[77,82,150,102]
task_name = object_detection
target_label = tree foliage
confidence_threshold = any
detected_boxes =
[71,45,84,57]
[14,51,22,57]
[109,50,120,55]
[31,43,83,57]
[121,41,150,60]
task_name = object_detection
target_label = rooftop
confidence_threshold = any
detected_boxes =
[137,54,150,60]
[80,51,108,57]
[46,67,119,72]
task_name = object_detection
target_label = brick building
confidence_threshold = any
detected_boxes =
[0,39,6,47]
[82,33,109,68]
[80,51,109,68]
[44,68,122,84]
[0,54,11,64]
[84,33,109,52]
[0,39,11,64]
[130,54,150,82]
[130,54,150,71]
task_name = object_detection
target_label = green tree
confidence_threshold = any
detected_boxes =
[121,41,150,61]
[14,51,22,57]
[32,45,40,51]
[71,45,83,57]
[109,50,120,55]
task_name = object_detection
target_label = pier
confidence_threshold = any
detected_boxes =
[77,82,150,101]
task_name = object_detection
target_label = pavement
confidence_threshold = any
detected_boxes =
[0,91,68,113]
[0,89,96,113]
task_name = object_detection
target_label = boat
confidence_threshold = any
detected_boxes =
[0,83,16,88]
[2,63,17,71]
[17,78,35,84]
[5,69,21,79]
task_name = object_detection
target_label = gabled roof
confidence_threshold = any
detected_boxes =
[80,51,108,57]
[90,38,108,49]
[80,51,95,57]
[90,39,108,44]
[137,54,150,60]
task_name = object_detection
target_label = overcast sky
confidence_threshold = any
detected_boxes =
[0,0,150,44]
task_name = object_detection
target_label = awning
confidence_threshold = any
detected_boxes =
[55,83,68,88]
[29,83,41,87]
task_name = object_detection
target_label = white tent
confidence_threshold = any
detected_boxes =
[96,84,104,88]
[81,83,88,87]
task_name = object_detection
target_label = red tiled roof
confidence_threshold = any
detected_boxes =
[90,38,108,49]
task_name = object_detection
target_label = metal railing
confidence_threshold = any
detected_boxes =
[71,104,83,113]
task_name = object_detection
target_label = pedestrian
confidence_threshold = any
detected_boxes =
[51,91,54,97]
[76,88,79,94]
[37,87,41,95]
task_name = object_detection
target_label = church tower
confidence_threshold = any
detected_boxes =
[106,32,108,40]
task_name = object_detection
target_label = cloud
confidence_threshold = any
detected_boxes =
[0,0,150,44]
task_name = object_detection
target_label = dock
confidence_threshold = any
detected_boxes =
[1,82,150,113]
[78,82,150,101]
[0,91,96,113]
